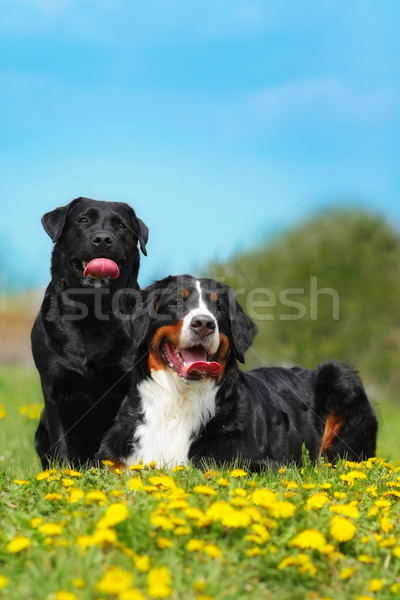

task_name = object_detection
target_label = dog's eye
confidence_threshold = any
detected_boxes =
[170,299,183,307]
[78,217,88,223]
[118,222,127,229]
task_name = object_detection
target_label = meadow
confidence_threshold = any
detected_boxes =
[1,366,400,600]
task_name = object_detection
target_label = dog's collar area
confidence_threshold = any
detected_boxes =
[163,340,222,380]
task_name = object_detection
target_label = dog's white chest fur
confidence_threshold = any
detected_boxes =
[125,369,217,469]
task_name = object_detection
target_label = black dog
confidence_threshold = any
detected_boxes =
[98,275,377,470]
[32,197,148,468]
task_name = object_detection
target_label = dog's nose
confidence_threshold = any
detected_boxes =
[190,314,216,338]
[91,232,113,249]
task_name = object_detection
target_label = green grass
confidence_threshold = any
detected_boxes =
[1,367,400,600]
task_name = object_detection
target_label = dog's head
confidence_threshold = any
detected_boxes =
[134,275,257,382]
[42,197,148,289]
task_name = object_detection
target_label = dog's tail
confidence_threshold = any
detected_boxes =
[315,361,378,461]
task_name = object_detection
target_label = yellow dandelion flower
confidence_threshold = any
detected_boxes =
[146,566,172,599]
[369,578,384,592]
[0,404,6,418]
[54,591,78,600]
[61,478,74,488]
[203,544,222,558]
[366,485,378,496]
[251,523,270,542]
[204,470,221,478]
[45,492,63,501]
[36,469,57,481]
[380,517,393,533]
[101,459,114,466]
[329,502,359,519]
[230,497,248,508]
[358,554,374,563]
[7,535,31,553]
[230,469,247,478]
[67,489,84,504]
[157,537,173,549]
[305,492,329,511]
[231,488,247,497]
[251,488,277,507]
[319,482,332,489]
[97,502,129,529]
[31,517,42,528]
[186,539,205,552]
[71,578,86,589]
[302,483,315,490]
[119,589,147,600]
[97,566,133,594]
[330,516,356,542]
[13,479,29,485]
[284,480,299,490]
[340,471,367,484]
[19,404,42,419]
[193,579,206,592]
[221,510,251,528]
[184,507,204,520]
[110,489,123,498]
[39,523,64,536]
[192,485,217,496]
[340,567,356,580]
[290,529,327,550]
[355,596,374,600]
[278,556,298,570]
[368,505,379,517]
[129,464,144,471]
[375,498,391,508]
[129,478,144,491]
[242,506,262,523]
[150,515,174,530]
[133,555,151,572]
[333,491,347,499]
[217,477,229,487]
[246,547,267,557]
[148,476,176,489]
[393,546,400,558]
[62,469,82,477]
[379,537,397,548]
[85,489,108,503]
[390,583,400,594]
[278,467,286,474]
[267,501,296,519]
[0,575,9,589]
[319,543,335,555]
[93,529,118,545]
[173,526,192,536]
[362,533,373,543]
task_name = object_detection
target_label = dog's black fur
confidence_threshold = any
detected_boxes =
[32,197,148,468]
[98,275,377,470]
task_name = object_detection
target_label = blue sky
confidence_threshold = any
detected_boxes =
[1,0,400,291]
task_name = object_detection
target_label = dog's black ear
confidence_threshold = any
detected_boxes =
[121,203,149,257]
[228,288,257,363]
[137,218,149,256]
[41,198,80,243]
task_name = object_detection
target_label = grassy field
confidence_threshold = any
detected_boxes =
[1,367,400,600]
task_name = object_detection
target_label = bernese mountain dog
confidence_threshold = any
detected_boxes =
[97,275,378,471]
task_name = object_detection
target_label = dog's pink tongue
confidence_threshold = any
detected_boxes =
[84,258,119,280]
[180,347,222,377]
